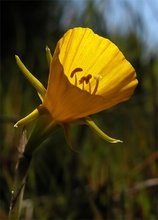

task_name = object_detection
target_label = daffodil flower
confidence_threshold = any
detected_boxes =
[14,27,138,146]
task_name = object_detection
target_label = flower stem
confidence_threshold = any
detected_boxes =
[9,127,31,219]
[9,153,31,219]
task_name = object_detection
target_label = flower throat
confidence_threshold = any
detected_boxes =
[70,68,102,95]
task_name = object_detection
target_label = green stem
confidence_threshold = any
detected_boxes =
[9,154,31,219]
[9,112,59,219]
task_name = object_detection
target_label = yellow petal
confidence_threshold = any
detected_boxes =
[57,28,138,97]
[44,28,138,122]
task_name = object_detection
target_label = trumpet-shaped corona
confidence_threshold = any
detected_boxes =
[44,28,138,122]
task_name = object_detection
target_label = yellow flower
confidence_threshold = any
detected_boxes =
[44,28,138,122]
[14,27,138,145]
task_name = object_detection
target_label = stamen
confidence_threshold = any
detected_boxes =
[79,76,86,90]
[85,74,92,84]
[70,68,83,86]
[70,69,101,95]
[85,74,92,93]
[92,75,102,95]
[88,82,91,93]
[70,68,83,78]
[79,76,86,84]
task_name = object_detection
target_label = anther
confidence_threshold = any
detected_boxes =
[85,74,92,93]
[79,76,86,84]
[70,68,83,78]
[85,74,92,84]
[79,76,86,90]
[70,68,83,86]
[92,75,102,95]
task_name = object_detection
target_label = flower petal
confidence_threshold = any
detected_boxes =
[44,28,138,122]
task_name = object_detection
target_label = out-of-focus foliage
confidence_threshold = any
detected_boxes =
[1,0,157,219]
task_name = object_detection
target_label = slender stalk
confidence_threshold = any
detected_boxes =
[9,113,59,219]
[9,153,31,219]
[9,127,31,219]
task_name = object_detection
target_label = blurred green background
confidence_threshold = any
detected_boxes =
[1,0,158,219]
